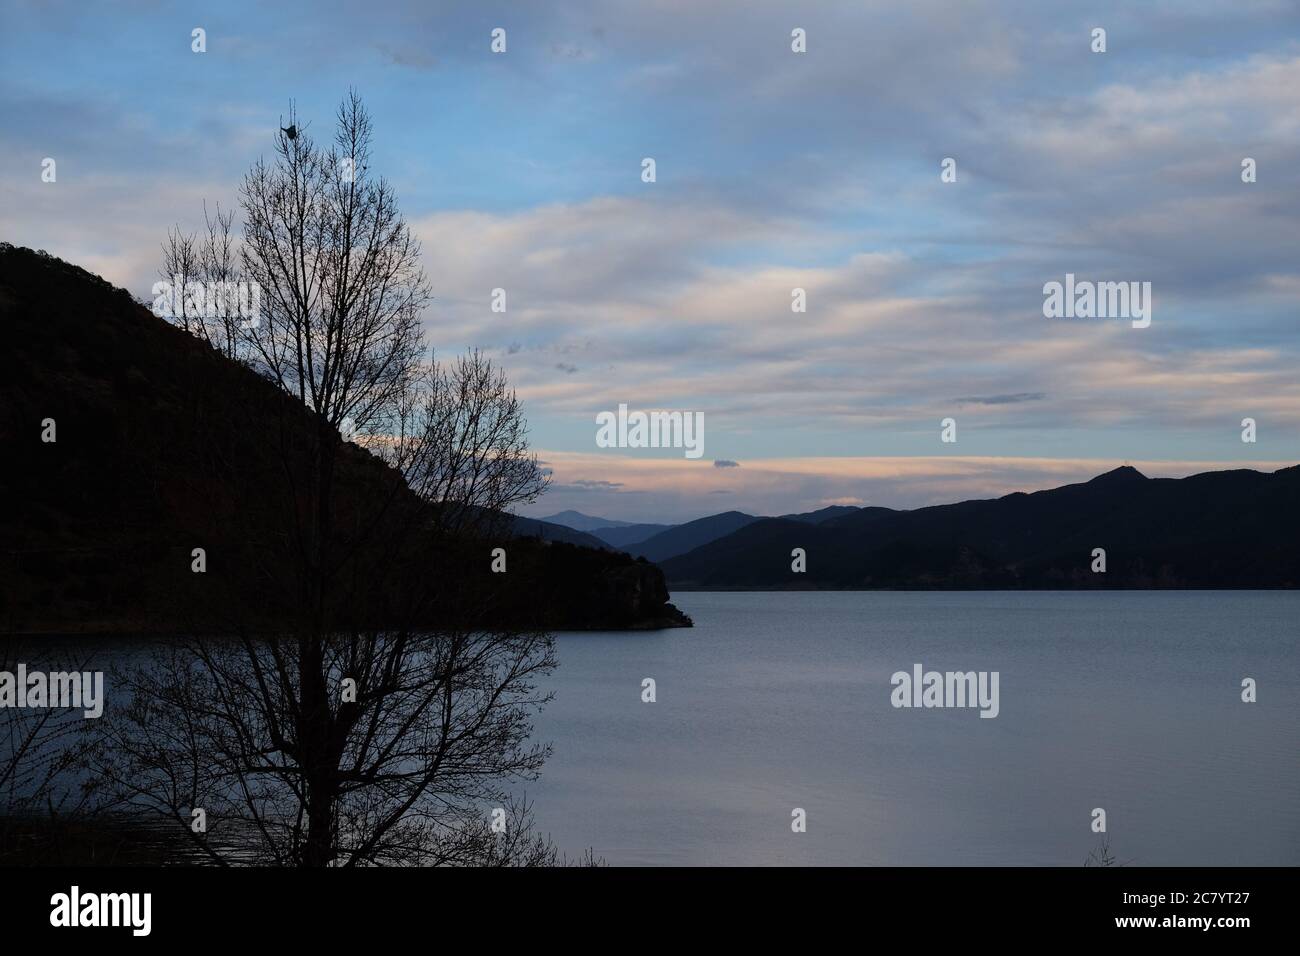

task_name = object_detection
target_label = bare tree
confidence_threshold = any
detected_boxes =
[157,226,199,334]
[196,201,246,362]
[97,626,556,866]
[122,92,563,866]
[384,349,549,537]
[239,93,428,436]
[233,94,431,634]
[157,203,250,362]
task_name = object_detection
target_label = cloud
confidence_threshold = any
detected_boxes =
[4,0,1298,484]
[413,192,1300,444]
[713,459,740,468]
[377,45,439,70]
[551,478,625,492]
[953,393,1046,406]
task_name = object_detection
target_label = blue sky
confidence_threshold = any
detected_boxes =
[3,1,1298,521]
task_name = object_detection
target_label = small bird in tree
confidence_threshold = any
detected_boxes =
[281,124,298,140]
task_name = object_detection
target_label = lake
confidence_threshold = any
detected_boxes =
[6,591,1296,866]
[525,591,1300,866]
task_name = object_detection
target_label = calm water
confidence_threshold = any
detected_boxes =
[10,592,1297,866]
[526,591,1299,866]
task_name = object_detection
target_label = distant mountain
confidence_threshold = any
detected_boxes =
[539,510,638,531]
[661,466,1300,588]
[588,523,674,548]
[822,506,900,528]
[581,506,871,552]
[631,511,761,563]
[509,515,610,548]
[558,506,862,550]
[780,505,864,524]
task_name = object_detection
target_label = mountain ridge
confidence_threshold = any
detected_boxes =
[661,465,1300,589]
[538,510,639,531]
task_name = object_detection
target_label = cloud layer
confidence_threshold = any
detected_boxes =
[3,1,1296,519]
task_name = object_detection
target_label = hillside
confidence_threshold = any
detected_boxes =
[0,244,690,632]
[509,515,609,549]
[556,505,876,558]
[631,511,761,563]
[587,523,674,548]
[538,510,636,532]
[779,505,866,524]
[538,511,672,548]
[661,465,1300,588]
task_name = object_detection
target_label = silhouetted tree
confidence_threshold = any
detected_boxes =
[158,202,247,362]
[387,348,549,536]
[97,626,556,865]
[123,93,558,866]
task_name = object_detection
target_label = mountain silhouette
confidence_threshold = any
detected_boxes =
[630,511,762,563]
[508,514,609,548]
[556,506,861,555]
[587,523,674,549]
[0,245,690,632]
[661,465,1300,588]
[538,510,638,531]
[779,505,866,524]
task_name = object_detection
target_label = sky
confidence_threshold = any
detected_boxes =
[2,0,1298,522]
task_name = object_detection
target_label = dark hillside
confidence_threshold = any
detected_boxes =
[0,244,689,632]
